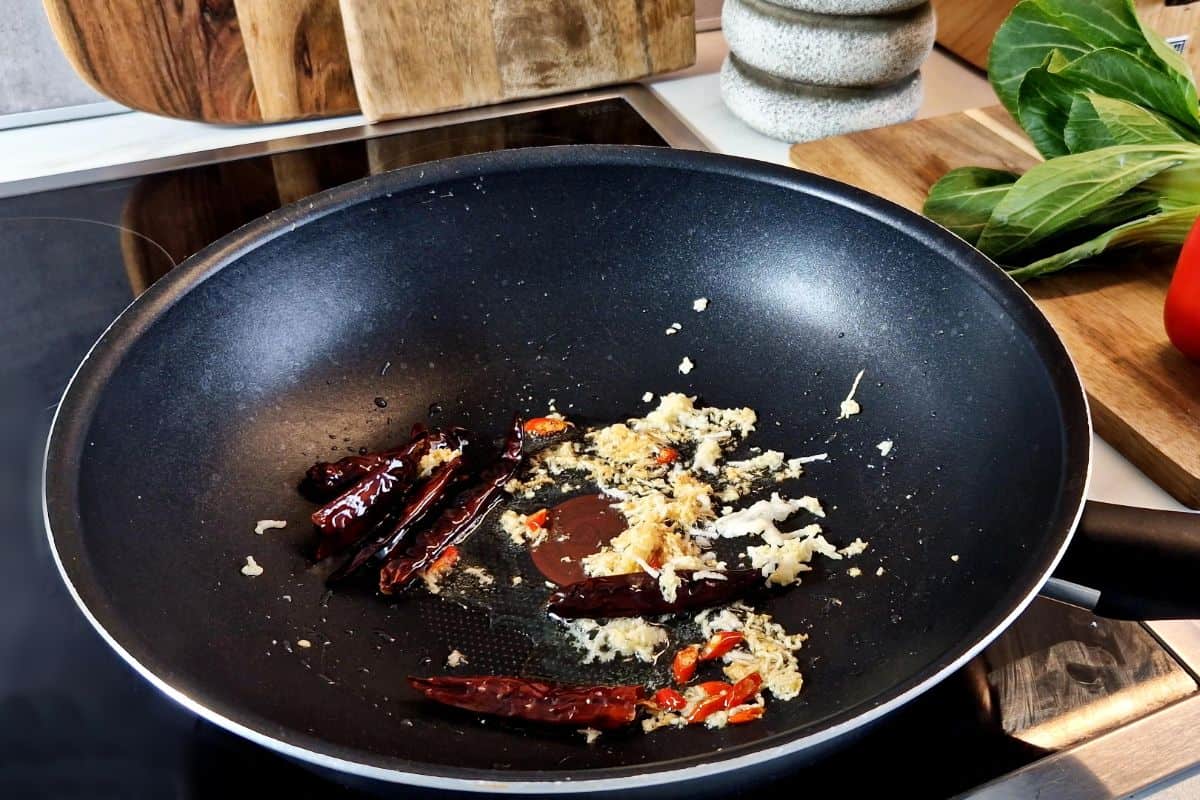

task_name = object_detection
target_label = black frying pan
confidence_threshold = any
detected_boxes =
[43,146,1200,793]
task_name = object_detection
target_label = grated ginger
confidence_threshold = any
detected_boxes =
[698,603,807,700]
[563,618,668,664]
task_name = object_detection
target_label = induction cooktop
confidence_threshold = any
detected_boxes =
[3,85,1199,800]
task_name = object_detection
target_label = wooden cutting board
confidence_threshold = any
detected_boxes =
[42,0,359,123]
[789,106,1200,508]
[42,0,693,124]
[338,0,695,123]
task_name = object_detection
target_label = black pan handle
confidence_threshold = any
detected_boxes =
[1050,501,1200,620]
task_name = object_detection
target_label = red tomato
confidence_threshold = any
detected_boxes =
[1166,216,1200,361]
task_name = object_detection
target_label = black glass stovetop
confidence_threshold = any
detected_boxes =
[1,97,1191,800]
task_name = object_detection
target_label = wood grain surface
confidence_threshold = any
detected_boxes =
[43,0,262,122]
[789,107,1200,508]
[984,599,1194,749]
[339,0,695,122]
[42,0,356,122]
[233,0,358,121]
[929,0,1015,71]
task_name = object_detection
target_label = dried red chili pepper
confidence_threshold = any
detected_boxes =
[379,416,525,594]
[653,687,687,711]
[546,568,761,619]
[327,456,466,583]
[423,545,460,581]
[727,672,762,708]
[310,449,424,537]
[699,630,745,661]
[408,675,645,728]
[672,645,700,684]
[302,453,393,501]
[727,705,764,724]
[300,424,448,500]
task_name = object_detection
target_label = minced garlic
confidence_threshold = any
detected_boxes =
[839,538,869,557]
[579,727,603,744]
[838,369,865,420]
[563,618,668,664]
[463,566,494,586]
[240,556,264,577]
[418,446,462,478]
[697,603,806,700]
[499,509,548,547]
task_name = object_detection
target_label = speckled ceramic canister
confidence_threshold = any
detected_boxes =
[720,53,922,142]
[723,0,935,87]
[719,0,934,142]
[768,0,925,14]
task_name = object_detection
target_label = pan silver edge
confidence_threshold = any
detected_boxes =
[39,149,1095,793]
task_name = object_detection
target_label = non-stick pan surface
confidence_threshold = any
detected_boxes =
[44,146,1089,791]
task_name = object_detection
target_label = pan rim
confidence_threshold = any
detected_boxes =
[42,144,1092,791]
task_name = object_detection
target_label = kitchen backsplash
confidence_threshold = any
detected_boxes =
[0,0,107,117]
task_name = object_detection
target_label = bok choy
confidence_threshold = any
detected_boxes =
[923,0,1200,280]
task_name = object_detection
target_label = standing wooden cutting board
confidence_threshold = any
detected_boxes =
[41,0,359,123]
[338,0,695,122]
[40,0,694,124]
[790,107,1200,508]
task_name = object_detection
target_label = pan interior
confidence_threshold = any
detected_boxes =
[49,149,1085,780]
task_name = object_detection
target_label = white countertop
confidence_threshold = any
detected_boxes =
[0,32,1185,514]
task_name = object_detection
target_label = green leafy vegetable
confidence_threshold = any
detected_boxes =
[989,0,1197,129]
[1063,94,1187,152]
[1007,206,1200,280]
[923,0,1200,281]
[921,168,1018,245]
[974,144,1195,260]
[1016,48,1200,157]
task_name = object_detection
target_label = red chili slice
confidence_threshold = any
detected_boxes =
[727,672,762,708]
[525,508,549,531]
[698,630,744,661]
[523,417,570,437]
[672,644,700,684]
[653,687,687,711]
[727,705,764,724]
[687,689,731,724]
[655,447,680,465]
